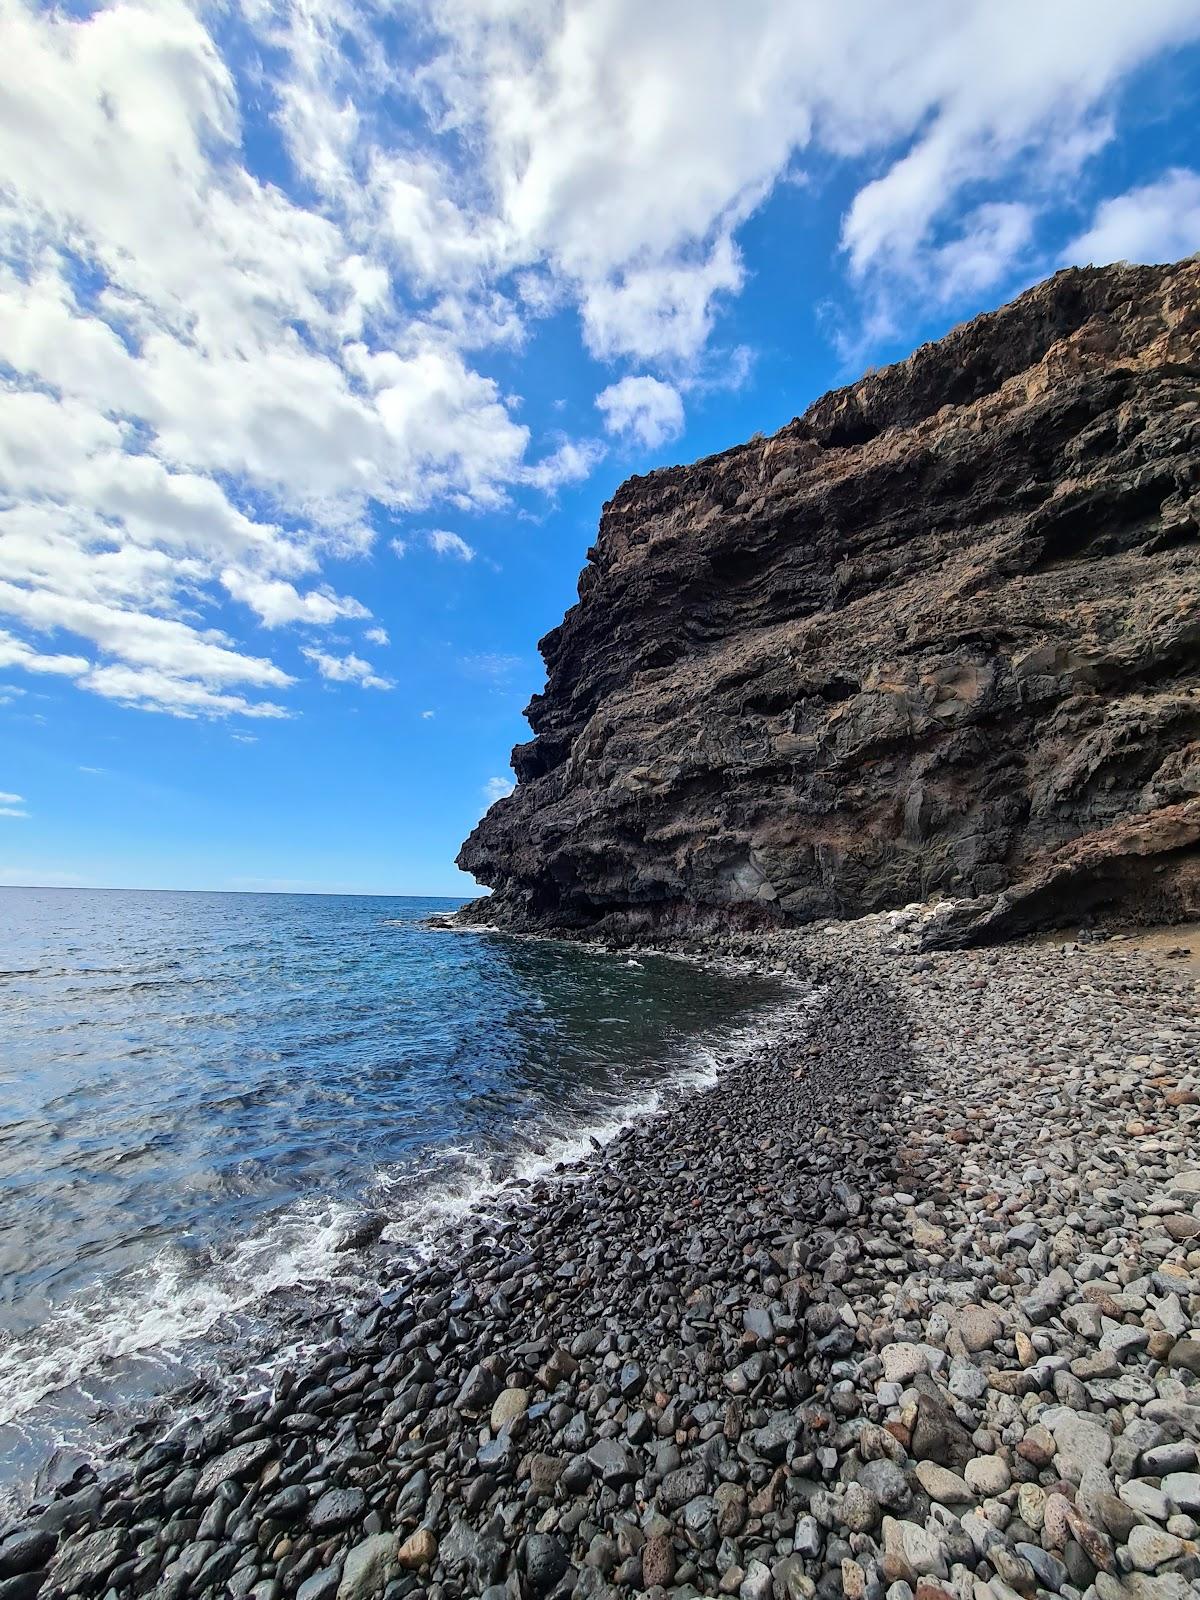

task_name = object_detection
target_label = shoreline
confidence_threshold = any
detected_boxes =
[0,945,788,1522]
[2,919,1199,1600]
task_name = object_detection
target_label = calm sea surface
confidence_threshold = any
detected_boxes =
[0,887,780,1512]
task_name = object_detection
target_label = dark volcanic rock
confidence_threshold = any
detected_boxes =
[458,259,1200,941]
[0,1533,55,1581]
[45,1527,130,1596]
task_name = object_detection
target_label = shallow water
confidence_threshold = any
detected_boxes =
[0,886,780,1511]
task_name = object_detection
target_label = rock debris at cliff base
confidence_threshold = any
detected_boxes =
[459,257,1200,942]
[3,918,1200,1600]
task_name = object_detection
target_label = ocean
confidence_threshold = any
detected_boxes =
[0,886,780,1515]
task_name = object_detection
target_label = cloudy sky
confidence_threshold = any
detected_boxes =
[2,0,1199,894]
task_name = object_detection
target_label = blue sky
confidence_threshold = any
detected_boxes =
[2,1,1199,894]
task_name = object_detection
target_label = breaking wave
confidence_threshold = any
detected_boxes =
[0,887,786,1515]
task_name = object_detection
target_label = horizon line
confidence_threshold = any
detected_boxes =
[0,883,476,899]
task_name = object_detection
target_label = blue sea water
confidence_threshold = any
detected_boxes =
[0,886,780,1512]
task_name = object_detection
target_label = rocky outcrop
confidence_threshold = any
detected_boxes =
[459,259,1200,940]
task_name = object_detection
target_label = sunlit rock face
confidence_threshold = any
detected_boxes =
[459,259,1200,942]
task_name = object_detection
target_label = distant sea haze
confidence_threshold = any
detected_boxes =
[0,886,781,1515]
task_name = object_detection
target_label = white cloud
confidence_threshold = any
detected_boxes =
[0,579,291,688]
[0,791,23,804]
[426,529,476,561]
[519,436,607,492]
[302,646,394,690]
[483,775,514,805]
[404,0,1200,357]
[220,570,370,628]
[0,808,28,818]
[0,631,90,678]
[1065,168,1200,265]
[0,0,615,722]
[832,9,1197,298]
[364,625,389,645]
[84,664,292,719]
[596,376,685,449]
[2,0,1197,733]
[421,709,435,719]
[927,203,1038,300]
[580,239,744,365]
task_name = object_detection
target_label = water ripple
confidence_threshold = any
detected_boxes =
[0,886,780,1513]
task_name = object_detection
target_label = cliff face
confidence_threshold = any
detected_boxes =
[459,259,1200,942]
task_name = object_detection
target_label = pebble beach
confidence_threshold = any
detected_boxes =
[2,915,1199,1600]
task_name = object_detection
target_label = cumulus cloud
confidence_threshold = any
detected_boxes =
[426,530,476,561]
[219,571,370,628]
[520,437,607,492]
[0,631,91,678]
[302,646,394,690]
[1065,168,1200,265]
[0,0,609,721]
[596,376,686,449]
[403,0,1200,354]
[82,665,292,719]
[0,579,291,688]
[2,0,1197,728]
[483,775,514,805]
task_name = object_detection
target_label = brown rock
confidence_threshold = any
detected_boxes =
[1168,1337,1200,1376]
[641,1534,675,1589]
[714,1482,747,1537]
[955,1304,1003,1353]
[457,259,1200,946]
[989,1369,1034,1396]
[525,1453,564,1496]
[1017,1425,1055,1468]
[911,1391,974,1473]
[1092,1492,1139,1544]
[1081,1285,1125,1316]
[1065,1507,1114,1573]
[860,1423,907,1463]
[841,1558,867,1600]
[397,1530,437,1571]
[749,1467,785,1516]
[915,1584,955,1600]
[1044,1493,1075,1550]
[881,1551,912,1588]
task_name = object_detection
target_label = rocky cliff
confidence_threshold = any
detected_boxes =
[459,259,1200,943]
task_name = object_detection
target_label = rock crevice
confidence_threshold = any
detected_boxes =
[459,259,1200,939]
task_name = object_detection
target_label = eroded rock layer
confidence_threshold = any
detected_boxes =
[459,260,1200,939]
